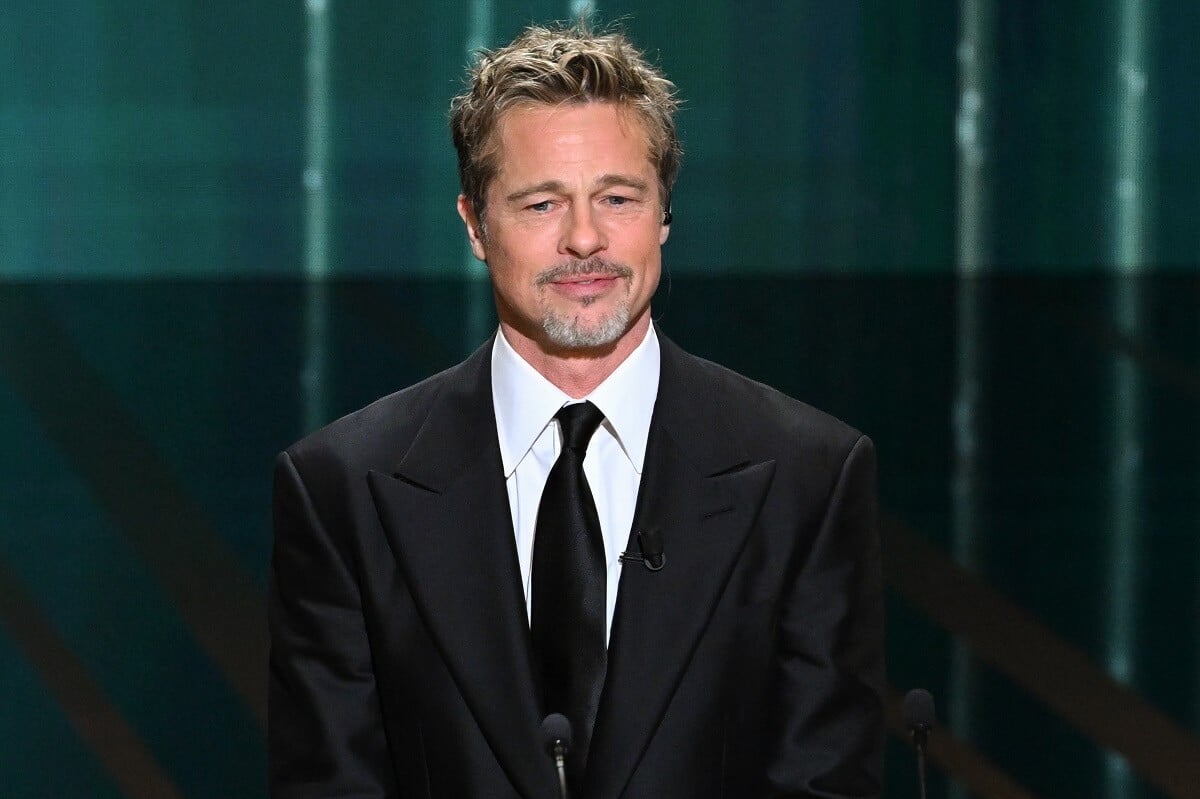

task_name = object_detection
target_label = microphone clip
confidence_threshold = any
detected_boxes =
[619,528,666,571]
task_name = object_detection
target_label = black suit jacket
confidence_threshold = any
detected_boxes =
[269,333,885,798]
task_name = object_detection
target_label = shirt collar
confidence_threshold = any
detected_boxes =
[491,325,661,477]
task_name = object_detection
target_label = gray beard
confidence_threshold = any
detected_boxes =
[534,257,635,348]
[541,301,631,348]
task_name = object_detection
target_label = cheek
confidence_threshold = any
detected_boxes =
[491,231,547,271]
[643,262,662,295]
[487,249,540,298]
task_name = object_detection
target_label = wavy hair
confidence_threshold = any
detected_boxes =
[450,23,681,224]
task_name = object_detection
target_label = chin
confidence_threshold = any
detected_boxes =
[541,307,631,350]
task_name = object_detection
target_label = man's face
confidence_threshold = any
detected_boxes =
[457,102,669,354]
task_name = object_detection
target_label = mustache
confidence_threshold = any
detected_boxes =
[534,258,634,286]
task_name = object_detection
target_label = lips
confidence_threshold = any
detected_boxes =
[555,275,616,285]
[536,259,634,287]
[549,275,620,298]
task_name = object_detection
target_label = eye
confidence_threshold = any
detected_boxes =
[526,200,553,213]
[604,195,632,207]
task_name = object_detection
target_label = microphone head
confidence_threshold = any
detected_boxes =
[903,688,936,733]
[541,713,573,753]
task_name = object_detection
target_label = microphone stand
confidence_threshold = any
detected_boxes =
[913,726,928,799]
[541,713,573,799]
[551,738,569,799]
[903,688,935,799]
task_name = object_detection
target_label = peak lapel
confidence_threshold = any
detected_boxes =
[585,337,777,798]
[367,345,555,799]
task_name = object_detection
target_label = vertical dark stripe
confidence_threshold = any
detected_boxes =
[0,555,184,799]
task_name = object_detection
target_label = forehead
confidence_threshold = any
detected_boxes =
[490,102,654,176]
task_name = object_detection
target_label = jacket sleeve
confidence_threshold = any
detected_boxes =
[268,450,398,798]
[768,434,886,798]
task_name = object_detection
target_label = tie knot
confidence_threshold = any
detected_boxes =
[555,401,605,453]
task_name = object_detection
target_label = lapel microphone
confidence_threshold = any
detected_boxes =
[619,528,665,571]
[541,713,573,799]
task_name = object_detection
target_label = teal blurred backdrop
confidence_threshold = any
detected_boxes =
[6,0,1199,278]
[2,2,1199,799]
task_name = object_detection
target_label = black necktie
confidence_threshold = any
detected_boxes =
[531,401,607,789]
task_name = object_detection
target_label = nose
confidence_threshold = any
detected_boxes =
[560,203,606,259]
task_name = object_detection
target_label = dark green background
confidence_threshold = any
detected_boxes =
[2,2,1198,798]
[5,1,1198,277]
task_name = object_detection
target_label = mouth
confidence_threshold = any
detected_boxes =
[537,259,633,286]
[536,260,633,305]
[549,274,620,299]
[554,275,617,286]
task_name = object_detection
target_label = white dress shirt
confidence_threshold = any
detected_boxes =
[491,325,661,642]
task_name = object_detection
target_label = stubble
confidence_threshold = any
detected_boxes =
[535,258,635,348]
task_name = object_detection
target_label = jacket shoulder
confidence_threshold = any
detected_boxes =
[668,343,869,464]
[283,347,485,476]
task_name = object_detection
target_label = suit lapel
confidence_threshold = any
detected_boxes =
[585,337,777,798]
[366,343,555,799]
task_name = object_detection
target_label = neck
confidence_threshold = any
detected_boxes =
[500,313,651,399]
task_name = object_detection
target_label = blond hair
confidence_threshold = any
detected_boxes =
[450,23,681,223]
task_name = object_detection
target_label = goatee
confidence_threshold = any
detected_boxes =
[535,258,634,348]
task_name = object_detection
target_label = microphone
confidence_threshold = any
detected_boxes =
[903,688,935,799]
[541,713,573,799]
[618,528,665,571]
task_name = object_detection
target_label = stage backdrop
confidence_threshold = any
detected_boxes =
[4,0,1199,278]
[2,3,1199,799]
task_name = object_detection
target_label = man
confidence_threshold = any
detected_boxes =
[270,23,884,799]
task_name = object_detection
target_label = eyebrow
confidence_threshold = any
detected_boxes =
[596,173,650,193]
[504,174,650,204]
[505,180,565,204]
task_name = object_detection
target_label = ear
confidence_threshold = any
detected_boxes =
[659,216,671,246]
[457,194,488,262]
